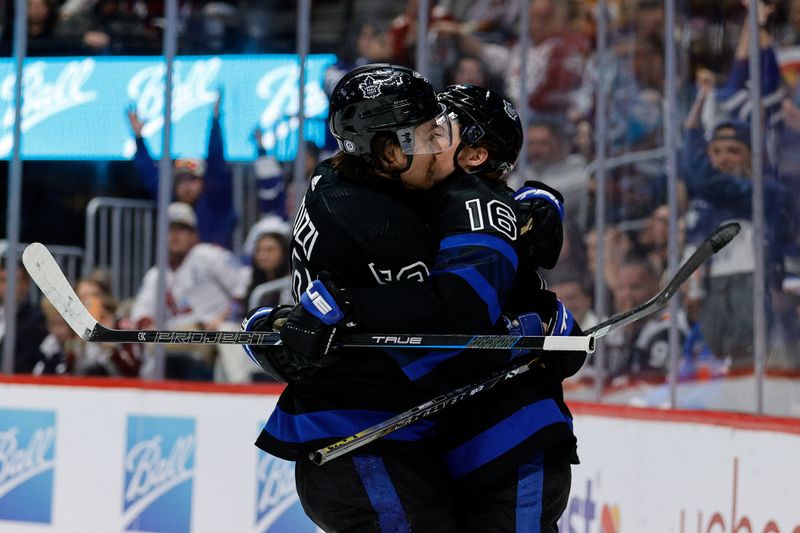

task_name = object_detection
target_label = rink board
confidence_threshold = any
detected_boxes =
[1,377,799,533]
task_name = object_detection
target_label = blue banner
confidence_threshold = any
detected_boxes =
[0,54,337,162]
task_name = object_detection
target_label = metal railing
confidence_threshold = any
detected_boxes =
[247,276,292,310]
[84,197,156,302]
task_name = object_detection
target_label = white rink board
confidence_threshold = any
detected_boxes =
[1,380,799,533]
[563,406,800,533]
[0,380,320,533]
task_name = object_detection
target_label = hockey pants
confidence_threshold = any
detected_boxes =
[294,443,571,532]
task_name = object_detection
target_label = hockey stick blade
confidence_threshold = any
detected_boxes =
[586,222,740,338]
[22,242,593,352]
[23,242,283,346]
[312,222,741,465]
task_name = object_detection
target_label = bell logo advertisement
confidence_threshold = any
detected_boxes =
[0,408,56,524]
[255,430,317,532]
[0,53,336,162]
[123,415,196,533]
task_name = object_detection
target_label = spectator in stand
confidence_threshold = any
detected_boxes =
[548,267,598,332]
[27,0,60,54]
[636,204,688,282]
[388,0,454,68]
[182,1,242,54]
[585,225,634,299]
[0,258,48,374]
[36,298,79,375]
[0,0,59,55]
[129,202,248,380]
[570,35,665,153]
[324,21,393,95]
[216,230,292,383]
[449,0,519,44]
[74,272,143,376]
[442,55,492,89]
[54,0,158,54]
[618,0,664,46]
[682,77,788,367]
[437,0,590,119]
[602,254,689,382]
[510,119,587,206]
[244,231,291,309]
[127,91,236,249]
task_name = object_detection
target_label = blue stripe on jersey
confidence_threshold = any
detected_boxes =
[440,233,519,271]
[516,452,545,533]
[265,405,433,443]
[445,399,569,479]
[353,456,410,533]
[400,348,463,381]
[431,266,501,323]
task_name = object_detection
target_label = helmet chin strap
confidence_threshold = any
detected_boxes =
[452,142,467,175]
[391,153,414,180]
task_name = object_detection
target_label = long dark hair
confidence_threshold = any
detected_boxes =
[246,232,290,307]
[330,132,400,184]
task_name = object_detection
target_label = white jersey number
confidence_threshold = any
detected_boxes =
[465,198,517,241]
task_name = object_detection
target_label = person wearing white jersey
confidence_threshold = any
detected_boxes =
[130,202,249,379]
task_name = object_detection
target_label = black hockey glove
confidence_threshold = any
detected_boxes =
[280,276,353,368]
[241,305,315,383]
[503,290,587,379]
[514,181,565,270]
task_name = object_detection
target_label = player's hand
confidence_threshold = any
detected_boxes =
[514,181,565,270]
[213,89,223,119]
[241,305,314,382]
[126,105,144,138]
[279,276,354,368]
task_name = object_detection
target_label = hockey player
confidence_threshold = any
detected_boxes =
[434,84,584,531]
[245,70,583,530]
[243,64,466,530]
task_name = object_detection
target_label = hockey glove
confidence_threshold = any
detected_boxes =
[280,277,352,368]
[514,181,565,270]
[241,305,314,383]
[502,311,546,360]
[503,290,587,378]
[546,299,586,378]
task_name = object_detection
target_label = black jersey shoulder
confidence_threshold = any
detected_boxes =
[423,172,520,241]
[303,159,429,244]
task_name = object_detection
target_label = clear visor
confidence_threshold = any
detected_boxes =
[396,106,454,155]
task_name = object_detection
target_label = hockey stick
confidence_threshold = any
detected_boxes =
[21,242,593,352]
[311,222,741,465]
[586,221,741,338]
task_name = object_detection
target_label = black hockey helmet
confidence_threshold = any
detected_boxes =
[329,63,452,166]
[437,84,523,179]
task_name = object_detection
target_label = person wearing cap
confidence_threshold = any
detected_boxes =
[128,202,248,379]
[681,78,789,366]
[127,91,237,249]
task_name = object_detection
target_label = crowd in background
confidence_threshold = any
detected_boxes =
[2,0,800,393]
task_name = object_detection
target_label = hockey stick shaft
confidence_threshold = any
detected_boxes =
[22,242,593,352]
[312,222,741,465]
[586,221,740,338]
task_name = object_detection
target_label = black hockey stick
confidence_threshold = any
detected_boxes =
[586,221,741,338]
[311,222,741,465]
[21,242,593,353]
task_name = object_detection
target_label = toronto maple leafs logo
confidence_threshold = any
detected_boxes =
[503,100,518,121]
[358,74,404,99]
